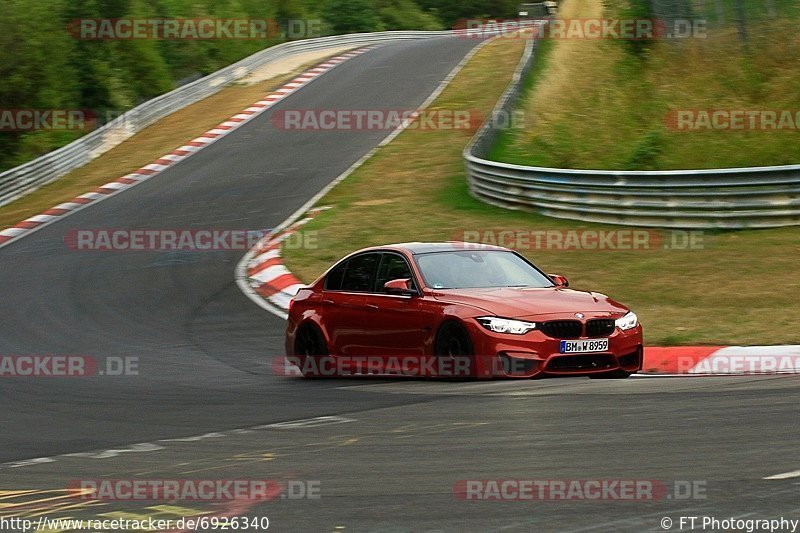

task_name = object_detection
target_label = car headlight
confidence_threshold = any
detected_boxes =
[477,317,537,335]
[615,311,638,331]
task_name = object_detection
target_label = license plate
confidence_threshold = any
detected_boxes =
[560,338,609,353]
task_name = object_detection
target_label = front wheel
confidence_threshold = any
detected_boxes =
[294,324,330,378]
[434,322,475,378]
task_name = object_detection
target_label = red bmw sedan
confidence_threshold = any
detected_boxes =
[284,242,643,379]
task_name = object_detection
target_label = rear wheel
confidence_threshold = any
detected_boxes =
[589,370,632,379]
[294,324,330,378]
[434,322,475,378]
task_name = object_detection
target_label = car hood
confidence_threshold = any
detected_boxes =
[431,287,629,319]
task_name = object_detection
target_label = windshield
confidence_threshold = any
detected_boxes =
[414,250,555,289]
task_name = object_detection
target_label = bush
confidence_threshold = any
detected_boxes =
[323,0,384,33]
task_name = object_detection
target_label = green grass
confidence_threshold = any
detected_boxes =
[282,34,800,347]
[490,1,800,170]
[488,37,554,163]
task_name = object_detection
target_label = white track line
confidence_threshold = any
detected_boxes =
[764,470,800,480]
[0,416,357,469]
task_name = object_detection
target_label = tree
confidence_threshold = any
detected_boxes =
[323,0,383,34]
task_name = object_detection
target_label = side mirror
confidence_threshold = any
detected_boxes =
[549,274,569,288]
[383,278,416,296]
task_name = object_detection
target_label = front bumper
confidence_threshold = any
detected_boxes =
[465,319,644,379]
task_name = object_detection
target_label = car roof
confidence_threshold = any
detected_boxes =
[364,242,510,255]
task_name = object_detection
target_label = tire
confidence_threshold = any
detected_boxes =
[434,321,475,378]
[294,324,330,378]
[589,369,633,379]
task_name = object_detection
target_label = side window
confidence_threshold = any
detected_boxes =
[375,253,413,293]
[324,259,348,291]
[340,253,379,292]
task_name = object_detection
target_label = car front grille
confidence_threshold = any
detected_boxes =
[586,319,615,337]
[539,320,583,339]
[546,354,616,372]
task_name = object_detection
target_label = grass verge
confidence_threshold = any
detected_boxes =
[282,35,800,346]
[490,0,800,170]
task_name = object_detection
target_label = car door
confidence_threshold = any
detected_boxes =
[320,252,378,359]
[362,252,436,368]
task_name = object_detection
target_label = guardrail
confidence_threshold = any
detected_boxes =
[464,28,800,229]
[0,30,452,208]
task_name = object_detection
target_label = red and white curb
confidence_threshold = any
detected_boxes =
[0,46,376,250]
[240,208,328,318]
[643,345,800,375]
